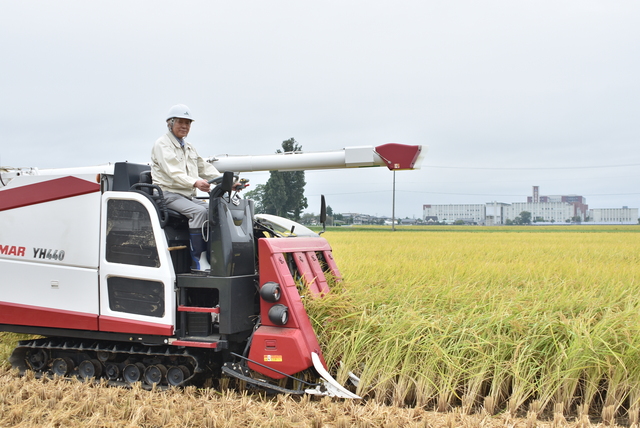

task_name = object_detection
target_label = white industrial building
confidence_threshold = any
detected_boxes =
[423,187,638,225]
[589,207,638,224]
[504,202,576,224]
[422,204,486,224]
[423,202,638,225]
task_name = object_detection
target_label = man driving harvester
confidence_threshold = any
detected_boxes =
[151,104,222,272]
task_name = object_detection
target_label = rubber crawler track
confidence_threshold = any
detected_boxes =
[9,338,209,389]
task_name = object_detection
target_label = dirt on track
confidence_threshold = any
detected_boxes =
[0,367,622,428]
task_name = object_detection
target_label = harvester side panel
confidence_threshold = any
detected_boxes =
[0,266,98,330]
[0,178,101,268]
[0,175,102,331]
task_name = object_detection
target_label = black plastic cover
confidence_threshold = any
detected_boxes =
[209,197,255,277]
[107,276,165,317]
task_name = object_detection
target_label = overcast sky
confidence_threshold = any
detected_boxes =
[2,1,639,218]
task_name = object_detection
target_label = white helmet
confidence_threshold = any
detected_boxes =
[166,104,194,122]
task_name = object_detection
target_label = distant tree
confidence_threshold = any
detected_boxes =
[453,219,465,225]
[519,211,532,225]
[261,138,308,221]
[325,205,334,226]
[505,219,514,225]
[571,216,582,223]
[300,212,317,225]
[244,184,266,214]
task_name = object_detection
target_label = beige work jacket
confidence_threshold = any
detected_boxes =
[151,132,221,197]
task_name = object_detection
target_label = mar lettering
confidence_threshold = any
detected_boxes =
[0,245,26,257]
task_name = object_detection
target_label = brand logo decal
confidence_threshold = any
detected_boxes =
[0,245,26,257]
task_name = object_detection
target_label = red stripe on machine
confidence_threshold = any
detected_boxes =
[0,176,100,212]
[0,301,98,330]
[99,316,174,336]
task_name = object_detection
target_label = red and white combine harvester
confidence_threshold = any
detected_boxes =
[0,143,422,397]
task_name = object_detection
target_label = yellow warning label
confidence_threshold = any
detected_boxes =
[264,355,282,362]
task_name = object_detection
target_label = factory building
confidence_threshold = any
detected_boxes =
[423,187,638,225]
[422,204,486,224]
[504,202,576,223]
[589,207,638,223]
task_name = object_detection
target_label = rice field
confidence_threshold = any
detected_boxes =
[1,225,639,427]
[306,225,640,424]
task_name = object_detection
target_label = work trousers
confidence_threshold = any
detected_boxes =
[163,192,208,229]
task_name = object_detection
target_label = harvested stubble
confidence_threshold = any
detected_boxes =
[0,365,610,427]
[306,226,640,424]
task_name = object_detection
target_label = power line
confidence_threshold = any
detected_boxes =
[309,190,640,197]
[427,163,640,171]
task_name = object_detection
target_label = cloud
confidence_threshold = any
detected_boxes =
[1,0,639,217]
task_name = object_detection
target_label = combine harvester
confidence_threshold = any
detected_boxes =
[0,143,422,397]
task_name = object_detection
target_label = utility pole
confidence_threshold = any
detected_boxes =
[392,170,396,231]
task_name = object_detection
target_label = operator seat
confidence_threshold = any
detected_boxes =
[137,170,188,226]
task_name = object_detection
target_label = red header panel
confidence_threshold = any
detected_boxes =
[0,176,100,212]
